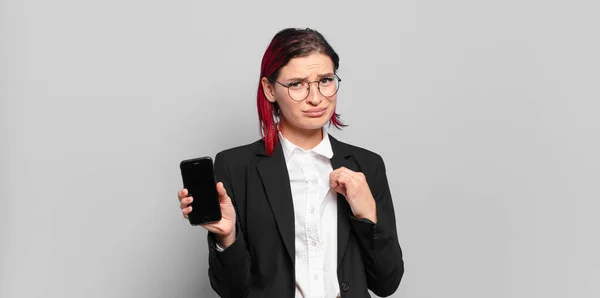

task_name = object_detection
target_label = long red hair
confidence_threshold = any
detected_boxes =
[257,28,346,156]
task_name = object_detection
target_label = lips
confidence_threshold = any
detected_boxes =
[303,108,327,117]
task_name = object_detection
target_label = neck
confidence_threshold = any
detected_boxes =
[279,119,323,150]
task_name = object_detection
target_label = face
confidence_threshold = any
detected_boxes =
[262,53,337,133]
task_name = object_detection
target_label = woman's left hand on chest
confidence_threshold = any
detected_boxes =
[329,167,377,224]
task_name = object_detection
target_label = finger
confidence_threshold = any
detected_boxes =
[335,187,346,197]
[177,188,188,200]
[337,174,351,187]
[335,167,365,181]
[332,182,346,196]
[342,169,364,184]
[330,168,344,179]
[336,167,360,179]
[333,166,353,176]
[336,166,348,172]
[331,170,350,184]
[180,196,193,209]
[330,172,346,186]
[330,168,354,182]
[216,182,229,201]
[330,170,341,183]
[330,172,345,188]
[182,206,192,218]
[330,179,339,188]
[329,174,346,194]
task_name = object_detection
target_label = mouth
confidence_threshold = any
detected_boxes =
[302,108,327,118]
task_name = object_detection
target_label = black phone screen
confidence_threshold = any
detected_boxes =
[180,157,222,225]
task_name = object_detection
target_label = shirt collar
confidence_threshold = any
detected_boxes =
[278,128,334,162]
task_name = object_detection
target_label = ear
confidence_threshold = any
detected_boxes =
[261,77,276,103]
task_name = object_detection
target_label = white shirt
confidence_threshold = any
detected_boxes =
[279,129,340,298]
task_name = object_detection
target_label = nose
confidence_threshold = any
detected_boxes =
[306,83,323,106]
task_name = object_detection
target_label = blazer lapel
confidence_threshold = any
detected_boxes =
[254,135,359,269]
[255,142,295,266]
[329,135,358,268]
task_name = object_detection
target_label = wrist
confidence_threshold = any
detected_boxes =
[217,231,236,248]
[354,204,377,224]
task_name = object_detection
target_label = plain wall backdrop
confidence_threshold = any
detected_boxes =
[1,0,599,297]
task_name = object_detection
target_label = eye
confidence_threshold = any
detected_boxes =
[287,81,306,90]
[320,77,335,85]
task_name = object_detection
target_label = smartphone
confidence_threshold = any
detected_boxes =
[179,156,222,225]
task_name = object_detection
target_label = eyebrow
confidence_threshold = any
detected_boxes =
[284,73,335,82]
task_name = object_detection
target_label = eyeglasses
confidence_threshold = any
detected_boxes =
[273,74,341,102]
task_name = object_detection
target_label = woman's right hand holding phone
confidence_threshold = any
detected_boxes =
[177,182,237,248]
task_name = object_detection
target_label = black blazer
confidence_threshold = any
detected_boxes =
[207,135,404,298]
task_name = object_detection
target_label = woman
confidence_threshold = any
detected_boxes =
[177,28,404,298]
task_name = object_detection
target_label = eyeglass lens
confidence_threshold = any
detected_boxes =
[287,77,340,101]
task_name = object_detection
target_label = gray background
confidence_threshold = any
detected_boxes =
[1,0,599,297]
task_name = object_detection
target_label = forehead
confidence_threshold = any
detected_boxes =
[278,53,334,78]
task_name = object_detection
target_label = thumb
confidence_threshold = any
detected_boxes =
[216,182,229,200]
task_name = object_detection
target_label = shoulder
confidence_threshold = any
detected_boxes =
[331,135,385,165]
[214,139,263,167]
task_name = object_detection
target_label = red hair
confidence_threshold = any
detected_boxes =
[257,28,346,156]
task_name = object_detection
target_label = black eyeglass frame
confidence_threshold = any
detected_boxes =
[272,74,342,102]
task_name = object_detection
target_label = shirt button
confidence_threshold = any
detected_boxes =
[311,241,316,246]
[372,233,379,240]
[314,275,318,280]
[341,281,350,292]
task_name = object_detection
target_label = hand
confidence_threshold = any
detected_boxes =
[177,182,237,248]
[330,167,377,223]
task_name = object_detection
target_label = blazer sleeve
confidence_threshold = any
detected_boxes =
[207,152,252,298]
[347,154,404,297]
